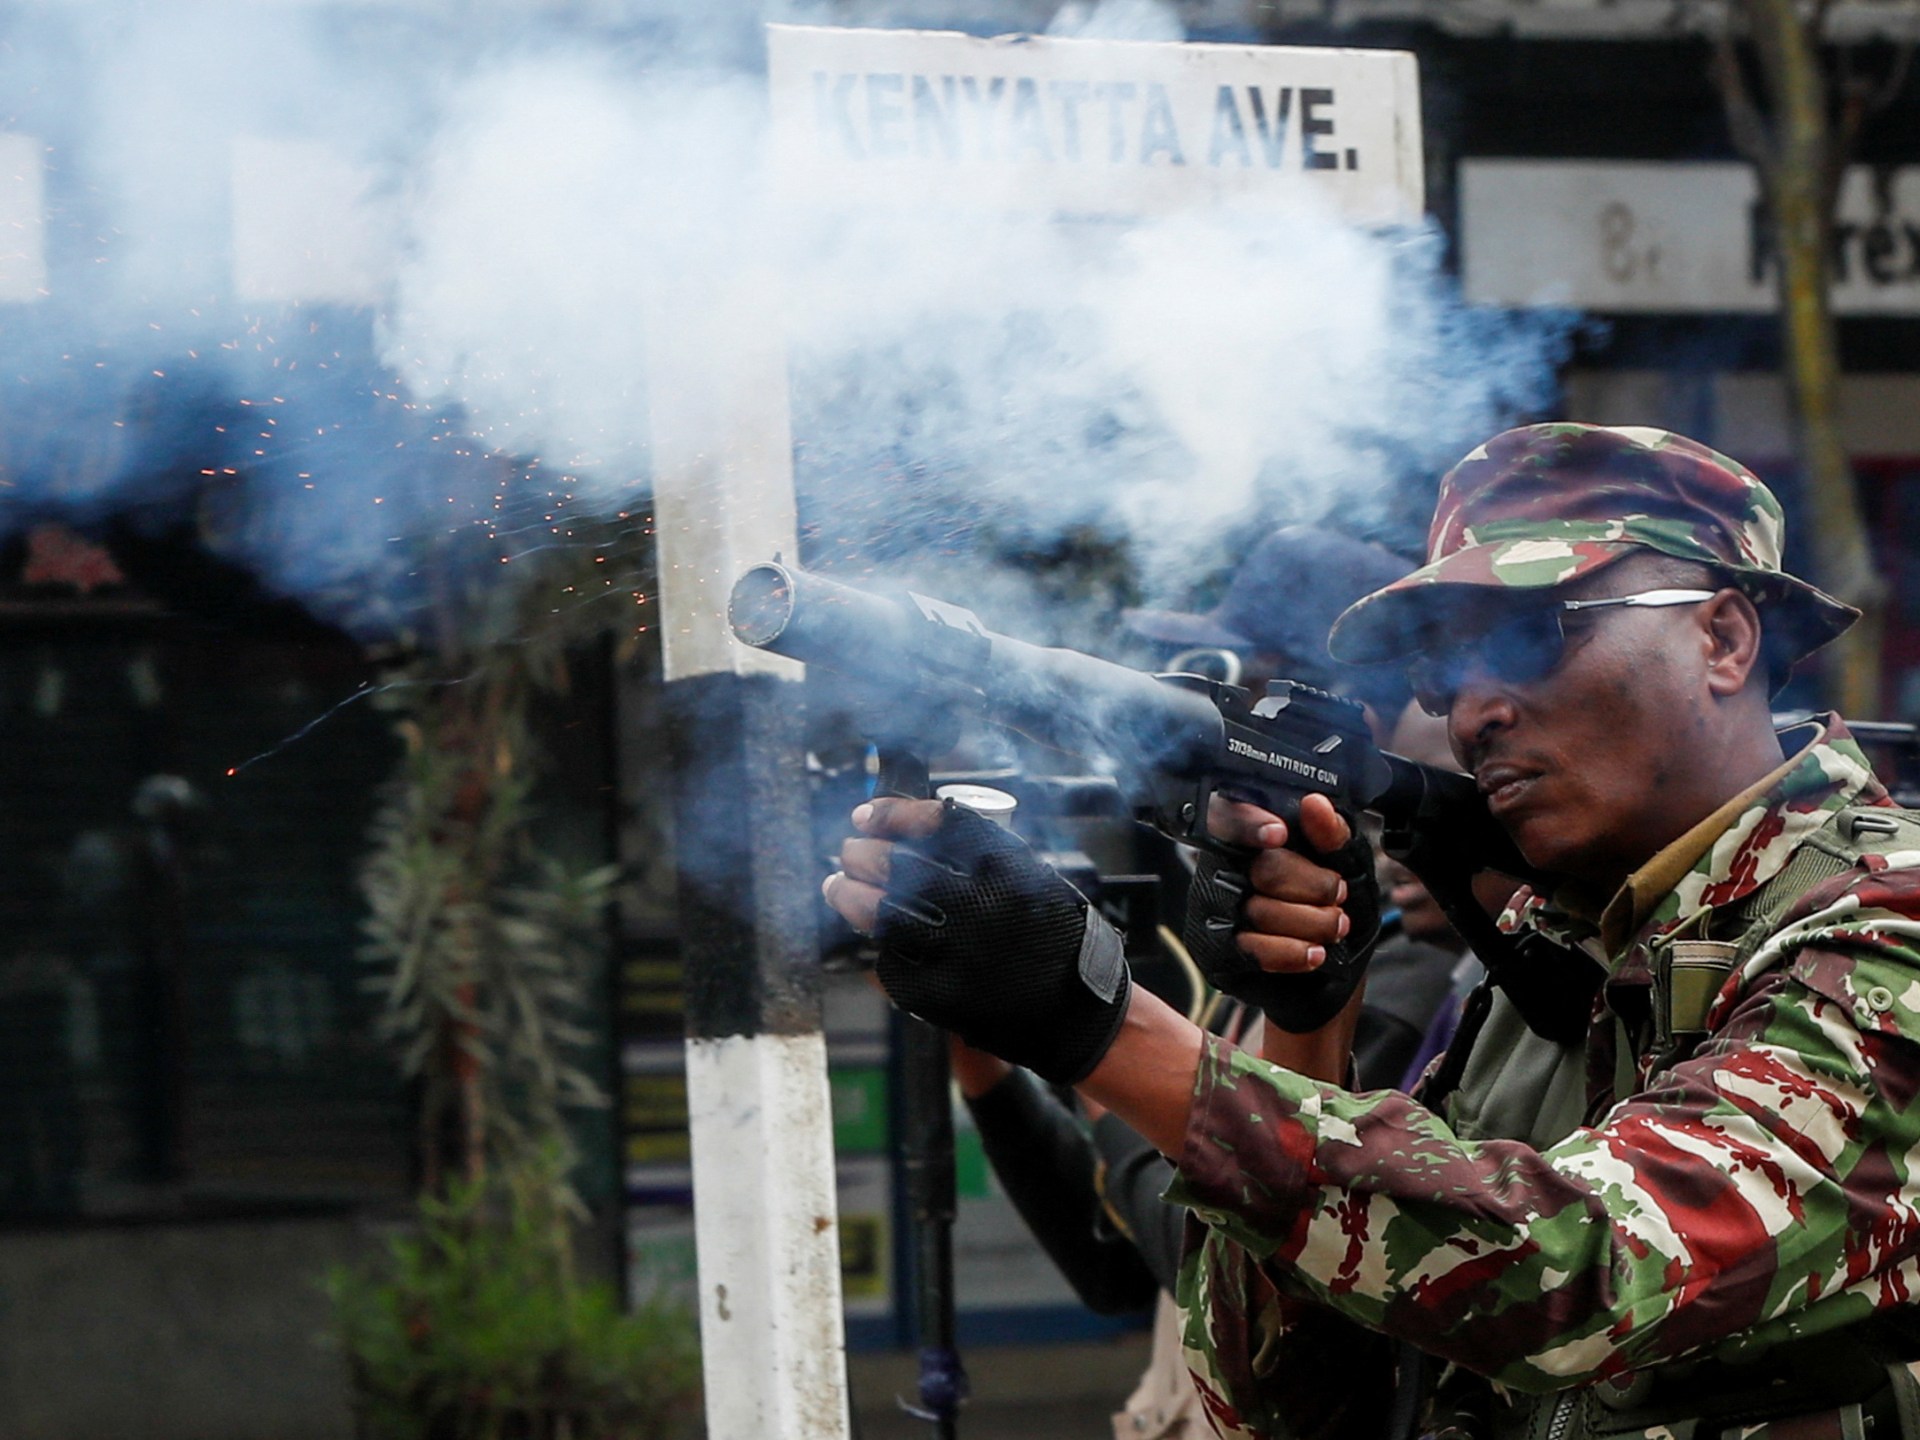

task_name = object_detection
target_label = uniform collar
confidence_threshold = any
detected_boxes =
[1507,715,1882,965]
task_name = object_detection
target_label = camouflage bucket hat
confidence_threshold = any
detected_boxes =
[1327,422,1859,668]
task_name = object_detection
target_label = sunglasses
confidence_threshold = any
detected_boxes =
[1408,588,1719,718]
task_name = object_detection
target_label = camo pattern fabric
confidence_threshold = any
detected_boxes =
[1167,718,1920,1440]
[1327,423,1856,665]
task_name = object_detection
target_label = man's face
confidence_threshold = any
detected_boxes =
[1428,557,1722,891]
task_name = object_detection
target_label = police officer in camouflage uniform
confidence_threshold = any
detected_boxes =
[823,423,1920,1439]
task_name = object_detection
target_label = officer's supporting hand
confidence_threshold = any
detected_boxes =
[1184,794,1382,1033]
[823,797,1130,1086]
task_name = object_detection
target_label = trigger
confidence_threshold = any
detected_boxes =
[1216,784,1301,827]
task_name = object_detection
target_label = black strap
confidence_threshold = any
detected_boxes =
[1886,1361,1920,1440]
[1416,975,1497,1114]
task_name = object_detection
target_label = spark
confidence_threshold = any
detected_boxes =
[225,675,474,778]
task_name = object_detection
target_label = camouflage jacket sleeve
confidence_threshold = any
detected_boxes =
[1169,864,1920,1437]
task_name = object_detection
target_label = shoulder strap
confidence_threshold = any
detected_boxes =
[1731,806,1920,962]
[1659,807,1920,1042]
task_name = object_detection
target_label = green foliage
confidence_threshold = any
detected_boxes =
[339,518,696,1440]
[356,510,654,1203]
[329,1157,700,1440]
[358,708,619,1200]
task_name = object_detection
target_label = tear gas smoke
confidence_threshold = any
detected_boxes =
[1046,0,1185,41]
[0,0,1576,652]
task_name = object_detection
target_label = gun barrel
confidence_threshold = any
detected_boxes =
[729,561,1223,780]
[730,561,925,667]
[977,639,1224,780]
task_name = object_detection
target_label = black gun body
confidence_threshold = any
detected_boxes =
[729,561,1520,878]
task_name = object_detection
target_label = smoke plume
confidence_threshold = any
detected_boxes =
[0,0,1576,641]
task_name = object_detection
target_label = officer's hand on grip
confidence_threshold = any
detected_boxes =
[1184,793,1382,1034]
[823,797,1130,1086]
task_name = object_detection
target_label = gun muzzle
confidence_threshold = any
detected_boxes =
[727,561,797,648]
[730,561,919,663]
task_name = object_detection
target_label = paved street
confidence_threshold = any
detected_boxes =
[849,1336,1154,1440]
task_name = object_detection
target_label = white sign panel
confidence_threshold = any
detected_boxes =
[769,24,1424,224]
[0,134,47,303]
[1463,158,1920,315]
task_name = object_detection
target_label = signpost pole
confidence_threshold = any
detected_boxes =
[650,253,851,1439]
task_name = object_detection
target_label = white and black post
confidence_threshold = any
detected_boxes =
[649,263,851,1440]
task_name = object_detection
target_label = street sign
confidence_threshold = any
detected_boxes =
[769,23,1424,224]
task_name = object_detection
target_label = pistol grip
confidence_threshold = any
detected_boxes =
[1209,781,1311,850]
[875,746,933,802]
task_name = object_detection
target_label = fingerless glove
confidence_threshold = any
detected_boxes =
[874,800,1130,1085]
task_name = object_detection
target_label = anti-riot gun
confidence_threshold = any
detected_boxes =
[728,560,1542,960]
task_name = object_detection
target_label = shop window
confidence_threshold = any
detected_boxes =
[0,535,410,1220]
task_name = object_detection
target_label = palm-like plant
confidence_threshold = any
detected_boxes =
[358,667,615,1208]
[336,509,697,1438]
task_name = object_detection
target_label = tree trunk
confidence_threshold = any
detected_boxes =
[1741,0,1886,715]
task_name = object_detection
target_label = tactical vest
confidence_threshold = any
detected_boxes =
[1430,803,1920,1440]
